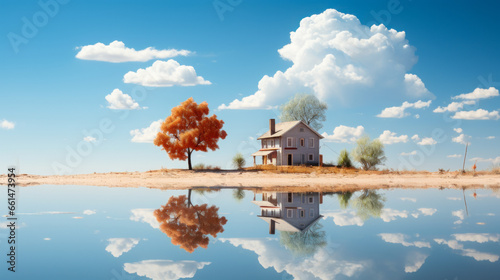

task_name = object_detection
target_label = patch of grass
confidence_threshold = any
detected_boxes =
[193,163,221,170]
[248,165,361,174]
[490,165,500,174]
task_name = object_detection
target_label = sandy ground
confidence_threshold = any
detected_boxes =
[3,170,499,192]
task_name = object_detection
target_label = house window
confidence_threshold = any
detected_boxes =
[308,154,314,161]
[287,193,293,203]
[263,140,267,148]
[287,209,293,218]
[309,209,314,217]
[309,138,314,148]
[270,139,275,147]
[287,137,293,147]
[300,138,305,146]
[299,209,305,218]
[300,128,304,132]
[308,196,314,204]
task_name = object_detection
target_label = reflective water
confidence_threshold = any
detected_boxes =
[0,185,499,279]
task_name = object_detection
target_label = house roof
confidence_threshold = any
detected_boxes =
[258,217,301,232]
[258,215,324,233]
[251,150,276,157]
[257,120,324,140]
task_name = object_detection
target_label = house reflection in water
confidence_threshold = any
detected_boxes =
[252,192,323,234]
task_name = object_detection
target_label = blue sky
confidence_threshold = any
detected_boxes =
[1,0,499,175]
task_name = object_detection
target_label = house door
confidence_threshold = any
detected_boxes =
[287,154,292,166]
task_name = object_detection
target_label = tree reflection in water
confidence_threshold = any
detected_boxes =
[154,189,227,253]
[338,190,386,221]
[279,222,327,257]
[232,189,245,202]
[337,191,354,209]
[352,190,386,220]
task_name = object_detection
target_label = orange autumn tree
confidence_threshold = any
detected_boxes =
[154,97,227,170]
[154,190,227,253]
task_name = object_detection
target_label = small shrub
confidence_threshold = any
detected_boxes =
[193,163,206,170]
[337,149,352,168]
[232,153,246,169]
[193,163,220,170]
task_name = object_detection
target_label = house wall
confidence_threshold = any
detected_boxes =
[261,137,281,149]
[280,123,321,166]
[277,192,320,230]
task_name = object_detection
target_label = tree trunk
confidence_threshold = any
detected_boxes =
[187,149,192,170]
[187,189,192,207]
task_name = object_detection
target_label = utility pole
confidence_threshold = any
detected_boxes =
[462,142,468,173]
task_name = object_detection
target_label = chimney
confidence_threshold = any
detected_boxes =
[269,119,275,135]
[269,219,276,235]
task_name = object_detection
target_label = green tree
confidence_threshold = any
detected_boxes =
[351,136,386,170]
[279,93,327,131]
[337,191,353,209]
[279,222,326,256]
[232,153,246,169]
[352,190,385,221]
[337,149,353,168]
[232,189,245,202]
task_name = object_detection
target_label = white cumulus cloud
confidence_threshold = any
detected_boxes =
[405,252,428,273]
[124,60,211,87]
[83,136,96,143]
[1,119,15,129]
[470,156,500,166]
[220,238,365,279]
[452,87,499,100]
[454,128,463,133]
[378,130,408,145]
[379,233,431,248]
[452,134,471,145]
[377,100,432,118]
[433,101,476,113]
[130,120,162,143]
[83,210,96,215]
[453,233,500,243]
[447,154,462,158]
[321,125,364,143]
[75,40,190,62]
[124,260,210,280]
[105,89,144,110]
[418,208,437,216]
[130,208,160,229]
[417,137,436,146]
[380,208,408,222]
[219,9,433,110]
[452,210,465,224]
[452,109,500,120]
[400,151,417,156]
[323,210,364,226]
[434,238,499,262]
[106,238,140,258]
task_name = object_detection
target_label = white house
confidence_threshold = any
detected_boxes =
[252,192,323,234]
[252,119,324,166]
